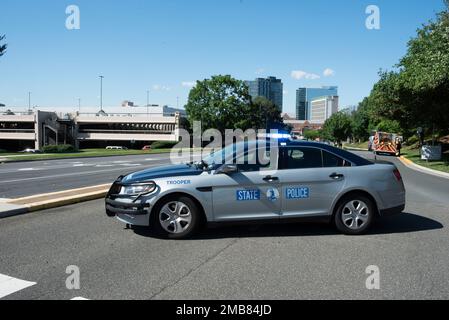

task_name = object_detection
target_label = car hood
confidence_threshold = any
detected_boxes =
[121,164,202,184]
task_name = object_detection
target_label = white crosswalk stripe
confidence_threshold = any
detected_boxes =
[0,273,36,299]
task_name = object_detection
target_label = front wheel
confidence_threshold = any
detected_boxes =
[334,195,375,235]
[152,196,201,239]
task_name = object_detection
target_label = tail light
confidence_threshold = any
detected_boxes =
[393,168,402,181]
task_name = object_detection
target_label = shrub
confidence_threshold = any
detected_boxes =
[42,144,78,153]
[0,149,6,153]
[151,141,178,149]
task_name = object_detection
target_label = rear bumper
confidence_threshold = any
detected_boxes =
[105,198,150,217]
[380,204,405,217]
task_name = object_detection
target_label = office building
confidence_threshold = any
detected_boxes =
[310,96,339,123]
[245,77,283,111]
[296,86,338,120]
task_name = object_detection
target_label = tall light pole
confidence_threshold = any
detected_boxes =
[99,75,104,111]
[146,90,150,116]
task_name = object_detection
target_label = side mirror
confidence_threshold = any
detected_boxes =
[216,164,238,175]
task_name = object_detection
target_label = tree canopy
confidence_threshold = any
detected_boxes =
[185,75,252,134]
[348,6,449,141]
[185,75,285,134]
[322,112,353,144]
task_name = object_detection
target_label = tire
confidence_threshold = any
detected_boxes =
[152,195,201,239]
[334,195,375,235]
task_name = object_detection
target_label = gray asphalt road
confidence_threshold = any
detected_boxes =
[0,152,448,300]
[0,153,189,198]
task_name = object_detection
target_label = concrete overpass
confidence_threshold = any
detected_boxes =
[0,108,183,150]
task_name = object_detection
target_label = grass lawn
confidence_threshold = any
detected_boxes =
[343,141,369,150]
[0,148,175,162]
[401,146,449,174]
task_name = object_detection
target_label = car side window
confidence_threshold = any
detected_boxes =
[235,149,275,172]
[322,150,351,167]
[283,147,322,169]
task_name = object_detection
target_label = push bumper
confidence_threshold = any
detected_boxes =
[105,198,150,217]
[380,204,405,217]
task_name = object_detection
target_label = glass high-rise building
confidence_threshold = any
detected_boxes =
[245,77,283,111]
[296,86,338,120]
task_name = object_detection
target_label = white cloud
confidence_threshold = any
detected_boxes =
[181,81,196,88]
[255,68,265,75]
[152,85,171,91]
[291,70,320,80]
[323,68,335,77]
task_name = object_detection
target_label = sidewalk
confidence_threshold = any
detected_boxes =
[0,184,111,218]
[399,156,449,180]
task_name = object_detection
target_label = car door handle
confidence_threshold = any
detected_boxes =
[329,173,344,180]
[263,175,279,182]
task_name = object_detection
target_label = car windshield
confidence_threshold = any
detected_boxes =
[200,140,272,169]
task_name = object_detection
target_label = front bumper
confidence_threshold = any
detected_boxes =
[105,198,150,217]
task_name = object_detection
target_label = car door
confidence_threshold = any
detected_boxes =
[277,146,348,219]
[211,146,282,222]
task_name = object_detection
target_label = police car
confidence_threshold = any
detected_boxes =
[105,139,405,239]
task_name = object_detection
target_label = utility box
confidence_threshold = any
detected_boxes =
[421,145,442,161]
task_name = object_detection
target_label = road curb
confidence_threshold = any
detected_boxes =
[343,146,369,151]
[0,206,29,219]
[0,184,111,219]
[399,156,449,180]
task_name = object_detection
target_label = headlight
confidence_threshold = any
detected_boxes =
[121,182,157,196]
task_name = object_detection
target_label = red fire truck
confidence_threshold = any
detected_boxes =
[372,132,402,156]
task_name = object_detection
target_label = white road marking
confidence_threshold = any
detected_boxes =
[0,273,36,299]
[120,163,141,167]
[18,168,37,171]
[95,165,114,168]
[71,297,89,300]
[112,161,131,164]
[0,165,158,183]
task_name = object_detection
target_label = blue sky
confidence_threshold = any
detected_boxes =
[0,0,446,114]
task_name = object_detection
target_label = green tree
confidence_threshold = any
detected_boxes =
[0,35,6,57]
[376,119,402,133]
[366,9,449,138]
[351,98,372,141]
[245,96,283,130]
[303,129,321,141]
[322,112,353,146]
[185,75,252,134]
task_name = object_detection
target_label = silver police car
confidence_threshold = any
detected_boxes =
[105,139,405,239]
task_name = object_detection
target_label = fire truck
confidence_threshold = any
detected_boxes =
[372,131,402,156]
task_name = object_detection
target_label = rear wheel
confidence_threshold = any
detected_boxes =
[152,195,200,239]
[334,195,374,235]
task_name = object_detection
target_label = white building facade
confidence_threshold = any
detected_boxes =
[310,96,339,123]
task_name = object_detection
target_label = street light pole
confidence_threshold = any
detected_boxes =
[147,90,150,116]
[99,75,104,111]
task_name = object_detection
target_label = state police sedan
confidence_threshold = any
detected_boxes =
[105,140,406,239]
